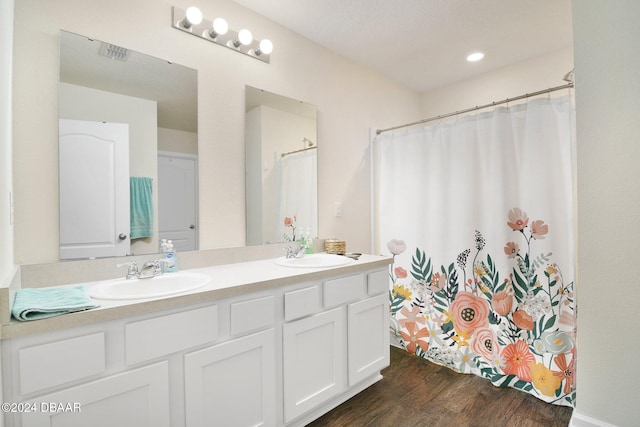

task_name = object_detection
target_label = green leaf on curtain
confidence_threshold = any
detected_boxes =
[411,248,431,283]
[513,268,528,302]
[493,374,516,388]
[433,293,448,311]
[530,273,539,290]
[447,268,459,301]
[541,314,557,333]
[489,311,501,325]
[513,379,533,391]
[441,320,454,334]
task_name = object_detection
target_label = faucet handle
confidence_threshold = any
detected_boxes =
[116,261,139,279]
[116,261,138,269]
[284,246,296,259]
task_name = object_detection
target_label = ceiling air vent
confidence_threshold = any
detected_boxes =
[98,42,130,61]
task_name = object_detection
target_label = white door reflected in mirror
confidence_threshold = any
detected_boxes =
[59,119,130,259]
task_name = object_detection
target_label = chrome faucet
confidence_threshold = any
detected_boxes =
[138,260,164,279]
[285,242,308,259]
[116,260,164,279]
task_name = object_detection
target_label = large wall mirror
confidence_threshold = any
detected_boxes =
[58,30,198,259]
[245,86,318,245]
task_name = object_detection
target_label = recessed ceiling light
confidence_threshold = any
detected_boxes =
[467,52,485,62]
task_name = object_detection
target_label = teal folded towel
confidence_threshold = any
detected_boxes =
[130,176,153,239]
[12,286,100,322]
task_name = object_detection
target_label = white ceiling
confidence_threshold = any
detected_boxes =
[232,0,574,93]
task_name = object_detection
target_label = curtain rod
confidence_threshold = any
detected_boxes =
[281,146,317,158]
[376,83,574,135]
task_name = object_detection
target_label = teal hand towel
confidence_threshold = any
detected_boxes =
[130,176,153,239]
[12,286,100,322]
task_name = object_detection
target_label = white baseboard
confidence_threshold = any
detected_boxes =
[570,410,621,427]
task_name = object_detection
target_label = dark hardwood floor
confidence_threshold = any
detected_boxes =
[308,346,573,427]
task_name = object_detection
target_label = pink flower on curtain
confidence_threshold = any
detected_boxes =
[399,322,430,355]
[507,208,529,231]
[398,305,425,327]
[503,242,519,258]
[394,266,408,278]
[531,220,549,239]
[492,291,513,316]
[472,328,499,362]
[512,308,534,330]
[450,292,490,335]
[502,340,535,381]
[430,272,446,292]
[387,239,407,255]
[552,351,575,395]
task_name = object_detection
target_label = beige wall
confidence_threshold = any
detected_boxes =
[420,47,574,118]
[11,0,420,265]
[573,1,640,426]
[158,127,197,155]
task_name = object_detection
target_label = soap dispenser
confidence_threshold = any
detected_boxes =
[162,240,178,273]
[304,228,314,254]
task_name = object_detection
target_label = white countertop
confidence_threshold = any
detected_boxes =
[1,254,392,339]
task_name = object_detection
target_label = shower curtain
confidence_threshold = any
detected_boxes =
[376,95,575,406]
[277,149,318,242]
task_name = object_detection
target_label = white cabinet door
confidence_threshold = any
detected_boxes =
[20,361,169,427]
[348,294,390,385]
[184,329,276,427]
[283,307,345,423]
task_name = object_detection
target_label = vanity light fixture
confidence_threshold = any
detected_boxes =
[172,6,272,64]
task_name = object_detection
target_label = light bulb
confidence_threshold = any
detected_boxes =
[257,39,273,55]
[183,6,203,28]
[212,17,229,36]
[466,52,485,62]
[238,29,253,46]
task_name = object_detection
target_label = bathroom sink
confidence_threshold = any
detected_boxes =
[274,253,352,268]
[87,272,210,300]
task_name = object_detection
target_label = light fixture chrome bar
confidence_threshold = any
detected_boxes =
[171,6,271,64]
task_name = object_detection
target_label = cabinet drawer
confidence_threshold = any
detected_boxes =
[368,269,389,295]
[324,274,366,308]
[125,305,218,365]
[284,285,321,321]
[230,296,275,336]
[19,332,106,395]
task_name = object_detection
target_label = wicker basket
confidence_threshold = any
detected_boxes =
[324,238,346,255]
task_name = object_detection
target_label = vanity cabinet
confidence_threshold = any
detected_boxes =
[282,270,390,426]
[1,263,390,427]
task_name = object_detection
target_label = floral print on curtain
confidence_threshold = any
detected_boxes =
[388,208,575,407]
